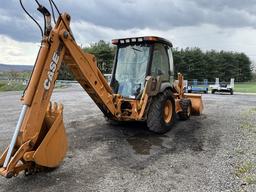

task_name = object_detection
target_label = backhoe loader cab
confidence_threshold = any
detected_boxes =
[111,36,174,99]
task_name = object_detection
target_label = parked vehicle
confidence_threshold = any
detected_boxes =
[187,79,208,94]
[209,78,234,95]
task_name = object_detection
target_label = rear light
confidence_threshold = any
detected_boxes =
[112,39,118,45]
[144,36,158,41]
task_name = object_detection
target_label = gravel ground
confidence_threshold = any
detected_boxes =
[0,84,255,192]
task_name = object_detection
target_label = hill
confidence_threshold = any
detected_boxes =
[0,64,33,72]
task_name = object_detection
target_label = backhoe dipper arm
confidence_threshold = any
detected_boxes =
[0,13,117,178]
[22,12,117,140]
[59,22,117,117]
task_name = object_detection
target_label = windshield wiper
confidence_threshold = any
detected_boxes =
[132,47,142,52]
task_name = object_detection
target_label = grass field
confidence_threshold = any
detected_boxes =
[0,80,69,92]
[0,81,26,92]
[0,80,255,93]
[235,82,256,93]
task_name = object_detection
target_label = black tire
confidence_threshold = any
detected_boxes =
[147,89,175,134]
[230,89,233,95]
[211,89,216,94]
[178,99,192,120]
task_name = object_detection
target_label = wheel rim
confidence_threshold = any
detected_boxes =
[164,100,173,123]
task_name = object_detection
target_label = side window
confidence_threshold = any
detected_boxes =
[167,47,174,74]
[151,43,169,77]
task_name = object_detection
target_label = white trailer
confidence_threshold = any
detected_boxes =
[209,78,234,95]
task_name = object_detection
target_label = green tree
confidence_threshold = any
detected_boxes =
[58,64,74,80]
[173,47,252,82]
[83,40,115,74]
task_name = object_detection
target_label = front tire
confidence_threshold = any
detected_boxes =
[178,99,192,120]
[147,89,175,134]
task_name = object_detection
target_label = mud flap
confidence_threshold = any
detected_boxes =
[33,103,68,168]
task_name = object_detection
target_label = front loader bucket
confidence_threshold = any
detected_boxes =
[184,93,203,115]
[33,103,68,167]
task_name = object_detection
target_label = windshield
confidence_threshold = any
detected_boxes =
[114,44,150,98]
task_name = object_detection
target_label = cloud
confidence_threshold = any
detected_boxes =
[1,0,256,43]
[0,0,256,65]
[0,35,39,65]
[0,0,42,42]
[2,21,255,65]
[61,0,256,29]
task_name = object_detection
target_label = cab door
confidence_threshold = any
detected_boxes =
[150,43,173,82]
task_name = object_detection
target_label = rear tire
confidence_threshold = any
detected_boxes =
[178,99,192,120]
[147,89,175,134]
[211,89,216,94]
[230,89,233,95]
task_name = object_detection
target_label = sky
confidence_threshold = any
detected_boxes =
[0,0,256,69]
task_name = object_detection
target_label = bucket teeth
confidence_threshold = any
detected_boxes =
[52,102,57,112]
[47,102,51,112]
[47,102,63,113]
[57,102,63,112]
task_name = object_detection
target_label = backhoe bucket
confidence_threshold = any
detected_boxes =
[184,93,203,115]
[33,103,68,167]
[0,103,67,178]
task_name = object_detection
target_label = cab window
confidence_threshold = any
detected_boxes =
[167,47,174,74]
[151,43,169,78]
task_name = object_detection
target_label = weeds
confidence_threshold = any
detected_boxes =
[240,122,256,133]
[244,175,256,185]
[235,162,256,177]
[235,148,245,155]
[235,108,256,189]
[240,108,256,133]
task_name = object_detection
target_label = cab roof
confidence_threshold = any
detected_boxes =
[112,36,173,47]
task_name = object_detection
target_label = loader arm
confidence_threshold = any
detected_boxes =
[0,13,119,178]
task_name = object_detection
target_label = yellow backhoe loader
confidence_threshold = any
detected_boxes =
[0,0,203,178]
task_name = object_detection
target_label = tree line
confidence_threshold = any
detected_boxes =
[58,40,253,82]
[173,48,252,82]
